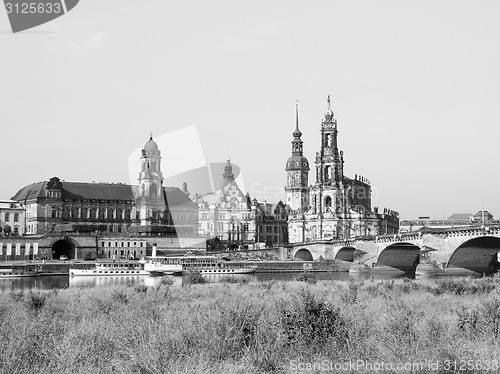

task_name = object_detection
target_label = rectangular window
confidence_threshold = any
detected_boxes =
[5,213,10,222]
[14,213,19,222]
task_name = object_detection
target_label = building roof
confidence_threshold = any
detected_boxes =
[12,180,195,207]
[11,181,134,202]
[163,187,195,207]
[447,213,472,220]
[62,182,134,201]
[11,181,48,201]
[472,210,494,220]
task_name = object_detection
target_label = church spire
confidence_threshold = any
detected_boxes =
[285,100,310,211]
[292,101,303,155]
[295,100,300,132]
[324,94,334,121]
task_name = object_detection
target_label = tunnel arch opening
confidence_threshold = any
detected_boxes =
[52,239,76,260]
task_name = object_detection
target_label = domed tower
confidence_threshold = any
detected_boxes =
[137,134,165,225]
[285,102,310,211]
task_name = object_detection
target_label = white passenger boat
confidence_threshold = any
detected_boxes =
[144,257,183,276]
[143,255,257,275]
[0,266,42,278]
[182,256,257,274]
[70,261,149,277]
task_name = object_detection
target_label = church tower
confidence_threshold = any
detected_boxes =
[285,102,310,211]
[137,134,166,225]
[223,157,235,182]
[315,95,344,188]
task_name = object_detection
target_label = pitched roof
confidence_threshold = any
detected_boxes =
[163,187,196,207]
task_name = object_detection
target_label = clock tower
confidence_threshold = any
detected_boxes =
[285,102,310,212]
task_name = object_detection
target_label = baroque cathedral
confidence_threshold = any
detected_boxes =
[285,97,399,243]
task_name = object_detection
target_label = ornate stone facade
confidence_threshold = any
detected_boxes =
[286,97,399,243]
[196,159,256,248]
[11,136,198,237]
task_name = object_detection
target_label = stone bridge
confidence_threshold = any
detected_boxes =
[287,225,500,273]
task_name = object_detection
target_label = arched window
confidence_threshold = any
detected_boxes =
[325,196,332,208]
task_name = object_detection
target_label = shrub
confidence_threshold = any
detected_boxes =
[434,277,496,295]
[160,276,174,286]
[221,276,239,284]
[341,281,358,304]
[111,289,129,303]
[279,289,348,349]
[294,272,317,284]
[134,285,148,293]
[184,271,206,285]
[26,291,46,314]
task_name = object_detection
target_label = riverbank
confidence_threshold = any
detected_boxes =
[0,259,353,276]
[1,275,499,373]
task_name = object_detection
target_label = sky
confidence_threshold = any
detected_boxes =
[1,0,499,220]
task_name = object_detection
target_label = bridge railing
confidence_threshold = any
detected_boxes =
[287,225,500,247]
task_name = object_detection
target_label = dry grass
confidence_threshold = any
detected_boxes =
[0,276,499,373]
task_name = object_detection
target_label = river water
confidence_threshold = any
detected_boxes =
[0,271,413,292]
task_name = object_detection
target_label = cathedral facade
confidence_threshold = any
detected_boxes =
[286,97,399,243]
[11,136,198,237]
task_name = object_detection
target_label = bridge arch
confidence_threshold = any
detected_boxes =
[294,248,313,261]
[447,236,500,274]
[378,242,420,271]
[51,238,77,260]
[335,246,355,262]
